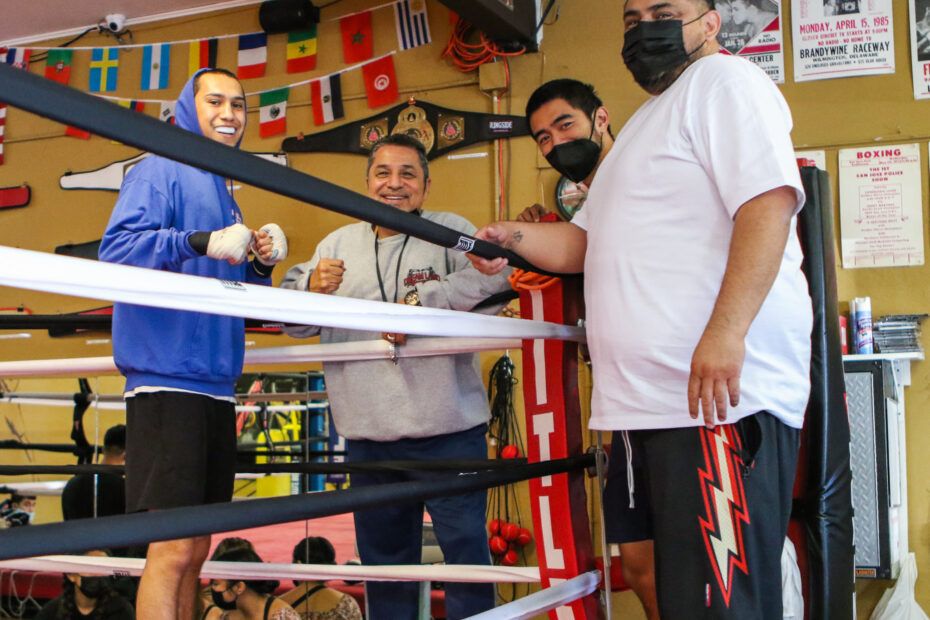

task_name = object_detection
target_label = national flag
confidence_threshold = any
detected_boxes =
[160,101,177,124]
[44,49,73,84]
[188,38,218,77]
[65,126,91,139]
[394,0,431,51]
[340,11,373,63]
[0,105,5,165]
[141,44,170,90]
[259,88,289,138]
[117,100,146,113]
[286,26,317,73]
[310,74,344,126]
[89,48,119,92]
[237,33,267,79]
[362,55,398,109]
[3,48,31,69]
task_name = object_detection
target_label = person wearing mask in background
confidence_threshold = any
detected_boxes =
[515,78,614,223]
[468,1,812,617]
[35,550,135,620]
[204,548,299,620]
[518,78,661,620]
[281,537,362,620]
[0,493,35,527]
[98,68,289,620]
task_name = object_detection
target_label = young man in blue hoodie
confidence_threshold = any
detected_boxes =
[99,68,288,620]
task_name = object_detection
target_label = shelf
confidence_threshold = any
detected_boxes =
[842,352,924,362]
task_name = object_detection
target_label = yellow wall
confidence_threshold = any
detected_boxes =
[3,0,930,616]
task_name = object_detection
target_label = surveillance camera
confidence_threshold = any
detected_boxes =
[104,14,126,33]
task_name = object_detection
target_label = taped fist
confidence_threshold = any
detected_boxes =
[309,258,346,294]
[251,223,288,266]
[207,223,252,265]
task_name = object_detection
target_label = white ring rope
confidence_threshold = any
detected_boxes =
[466,571,601,620]
[0,247,585,342]
[0,555,540,584]
[0,337,522,379]
[0,396,328,413]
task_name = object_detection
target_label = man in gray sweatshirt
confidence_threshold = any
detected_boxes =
[280,133,511,620]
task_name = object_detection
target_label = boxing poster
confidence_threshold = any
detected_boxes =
[717,0,785,83]
[838,143,924,268]
[791,0,894,81]
[909,0,930,98]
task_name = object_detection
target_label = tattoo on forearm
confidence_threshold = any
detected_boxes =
[511,230,523,246]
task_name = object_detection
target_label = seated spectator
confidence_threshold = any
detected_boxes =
[204,548,299,620]
[197,537,258,619]
[0,493,35,527]
[34,550,135,619]
[280,538,361,620]
[62,424,127,520]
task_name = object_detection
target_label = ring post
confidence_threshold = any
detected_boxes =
[512,273,600,619]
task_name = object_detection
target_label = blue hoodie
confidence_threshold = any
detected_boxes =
[99,70,269,397]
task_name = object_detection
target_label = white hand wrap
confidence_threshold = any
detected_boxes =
[206,223,252,263]
[253,223,288,266]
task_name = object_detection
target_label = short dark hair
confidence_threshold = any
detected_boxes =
[525,78,604,121]
[10,493,34,505]
[193,68,241,95]
[293,536,336,565]
[103,424,126,454]
[367,133,430,181]
[210,536,255,561]
[213,547,279,595]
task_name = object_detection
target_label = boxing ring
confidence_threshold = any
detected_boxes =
[0,62,607,618]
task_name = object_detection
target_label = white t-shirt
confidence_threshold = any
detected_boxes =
[572,54,812,431]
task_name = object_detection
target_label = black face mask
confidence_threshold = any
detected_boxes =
[621,15,706,93]
[544,119,603,184]
[211,586,239,611]
[78,576,111,599]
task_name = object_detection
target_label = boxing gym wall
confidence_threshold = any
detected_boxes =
[3,0,930,618]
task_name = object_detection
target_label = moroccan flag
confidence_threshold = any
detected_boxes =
[0,105,5,165]
[188,38,218,77]
[286,26,317,73]
[362,55,398,109]
[141,44,170,90]
[237,33,267,79]
[44,49,73,84]
[3,48,31,69]
[65,126,91,139]
[89,48,119,92]
[160,101,176,124]
[340,11,373,63]
[394,0,431,51]
[259,88,289,138]
[310,74,344,126]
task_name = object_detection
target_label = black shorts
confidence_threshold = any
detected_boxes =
[603,430,653,544]
[125,392,237,512]
[603,412,800,619]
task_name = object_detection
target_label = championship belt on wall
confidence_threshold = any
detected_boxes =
[281,97,529,160]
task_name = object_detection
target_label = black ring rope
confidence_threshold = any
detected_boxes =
[0,454,592,561]
[0,457,531,477]
[0,63,550,275]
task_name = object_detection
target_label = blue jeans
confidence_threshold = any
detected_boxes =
[349,424,495,620]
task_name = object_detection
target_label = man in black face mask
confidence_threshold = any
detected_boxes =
[515,79,616,223]
[521,79,660,620]
[470,2,813,618]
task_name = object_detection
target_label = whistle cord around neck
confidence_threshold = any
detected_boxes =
[374,232,410,303]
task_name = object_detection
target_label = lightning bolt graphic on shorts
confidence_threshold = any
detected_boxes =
[697,425,750,607]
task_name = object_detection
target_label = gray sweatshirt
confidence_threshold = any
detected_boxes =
[280,210,512,441]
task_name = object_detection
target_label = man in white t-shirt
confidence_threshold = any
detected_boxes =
[468,1,812,618]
